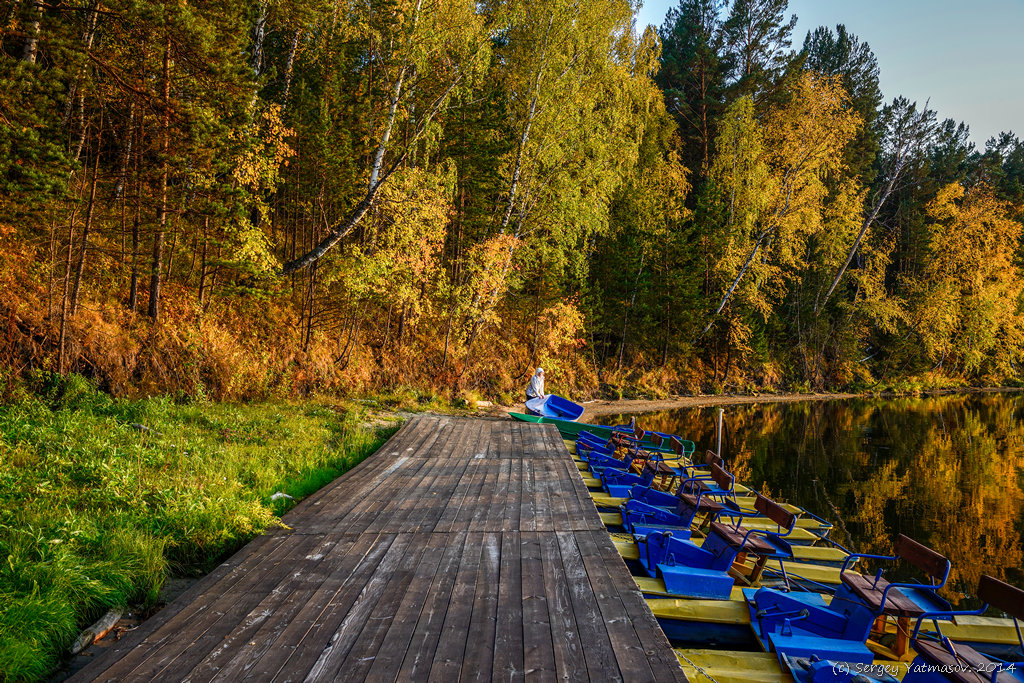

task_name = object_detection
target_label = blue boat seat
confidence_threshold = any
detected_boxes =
[634,494,800,601]
[767,634,873,667]
[904,575,1024,683]
[621,499,683,534]
[635,532,733,599]
[658,563,735,600]
[675,462,735,527]
[601,468,650,495]
[836,534,951,619]
[631,486,678,507]
[630,524,692,539]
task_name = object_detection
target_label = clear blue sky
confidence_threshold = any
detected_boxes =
[634,0,1023,147]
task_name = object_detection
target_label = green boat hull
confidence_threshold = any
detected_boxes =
[508,412,694,453]
[509,411,615,439]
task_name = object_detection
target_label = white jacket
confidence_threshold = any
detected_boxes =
[526,370,545,399]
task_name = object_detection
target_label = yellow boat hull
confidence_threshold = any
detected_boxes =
[599,511,825,542]
[653,598,1024,647]
[612,533,848,564]
[674,649,913,683]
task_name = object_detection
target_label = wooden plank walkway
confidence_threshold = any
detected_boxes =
[72,416,686,682]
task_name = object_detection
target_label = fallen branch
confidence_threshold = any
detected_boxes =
[70,609,122,655]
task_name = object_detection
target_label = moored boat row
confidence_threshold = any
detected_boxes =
[538,416,1024,682]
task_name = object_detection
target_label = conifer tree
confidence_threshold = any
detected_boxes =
[722,0,798,102]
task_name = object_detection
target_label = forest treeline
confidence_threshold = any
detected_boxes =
[2,0,1023,400]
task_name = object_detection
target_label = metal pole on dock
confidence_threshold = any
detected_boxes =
[716,408,724,456]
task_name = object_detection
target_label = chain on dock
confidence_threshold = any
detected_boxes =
[673,651,724,683]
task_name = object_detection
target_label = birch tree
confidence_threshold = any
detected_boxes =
[815,97,936,313]
[280,0,490,275]
[703,72,860,334]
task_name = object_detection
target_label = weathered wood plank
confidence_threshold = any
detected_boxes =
[458,531,501,682]
[427,530,484,681]
[316,533,431,681]
[591,524,690,682]
[575,529,659,682]
[99,533,322,681]
[294,533,419,682]
[483,456,511,532]
[290,417,434,530]
[192,534,365,681]
[521,531,557,682]
[503,456,523,532]
[492,531,525,682]
[68,532,284,680]
[538,531,588,679]
[554,532,622,682]
[363,531,449,681]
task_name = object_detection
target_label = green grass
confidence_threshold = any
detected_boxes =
[0,373,396,681]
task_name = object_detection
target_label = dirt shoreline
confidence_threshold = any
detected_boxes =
[502,392,857,421]
[500,386,1024,421]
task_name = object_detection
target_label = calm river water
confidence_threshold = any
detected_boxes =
[594,394,1024,604]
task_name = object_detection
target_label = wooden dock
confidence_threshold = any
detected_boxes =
[72,416,686,682]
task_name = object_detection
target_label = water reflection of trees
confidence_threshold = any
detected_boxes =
[602,395,1024,602]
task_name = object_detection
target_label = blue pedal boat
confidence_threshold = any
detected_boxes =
[635,493,798,601]
[524,394,584,420]
[772,574,1024,683]
[747,534,953,666]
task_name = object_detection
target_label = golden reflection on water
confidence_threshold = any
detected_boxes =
[597,395,1024,603]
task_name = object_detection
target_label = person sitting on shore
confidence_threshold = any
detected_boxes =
[526,368,545,401]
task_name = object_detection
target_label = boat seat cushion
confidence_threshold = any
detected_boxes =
[708,522,775,554]
[677,492,724,514]
[768,632,874,667]
[913,637,1018,683]
[658,564,734,600]
[840,572,926,617]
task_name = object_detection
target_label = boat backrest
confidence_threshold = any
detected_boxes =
[704,450,722,467]
[633,425,647,441]
[710,463,733,492]
[894,534,949,582]
[754,494,796,531]
[978,575,1024,621]
[670,437,684,456]
[652,432,666,448]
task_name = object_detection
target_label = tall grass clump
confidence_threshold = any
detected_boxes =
[0,373,396,681]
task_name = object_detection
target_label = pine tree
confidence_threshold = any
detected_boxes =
[802,24,882,184]
[722,0,798,102]
[657,0,728,175]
